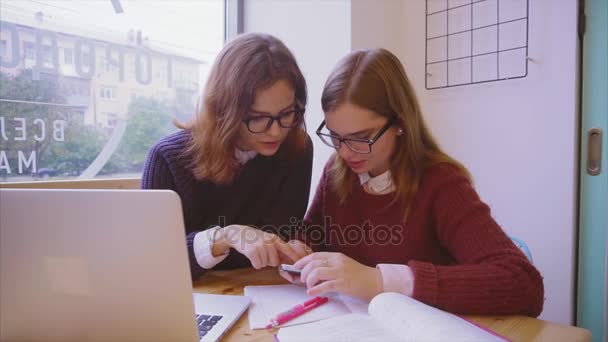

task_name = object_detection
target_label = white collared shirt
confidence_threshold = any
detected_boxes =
[234,148,258,164]
[193,148,257,269]
[358,170,396,195]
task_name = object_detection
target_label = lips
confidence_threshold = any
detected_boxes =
[346,160,365,169]
[260,140,281,148]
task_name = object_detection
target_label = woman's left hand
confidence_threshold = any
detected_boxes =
[294,252,384,301]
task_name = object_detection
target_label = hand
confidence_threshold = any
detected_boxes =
[294,252,383,301]
[284,239,312,261]
[278,240,312,283]
[218,225,301,269]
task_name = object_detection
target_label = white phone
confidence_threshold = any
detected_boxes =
[279,264,302,275]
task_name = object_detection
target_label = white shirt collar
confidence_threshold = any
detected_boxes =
[235,148,257,165]
[358,170,395,194]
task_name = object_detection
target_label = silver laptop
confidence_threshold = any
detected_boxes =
[0,189,250,342]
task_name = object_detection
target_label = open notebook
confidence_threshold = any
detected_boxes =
[244,285,368,330]
[277,292,509,342]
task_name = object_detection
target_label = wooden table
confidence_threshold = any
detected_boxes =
[193,268,592,342]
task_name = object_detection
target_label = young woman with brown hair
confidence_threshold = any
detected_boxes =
[283,48,544,317]
[142,33,313,279]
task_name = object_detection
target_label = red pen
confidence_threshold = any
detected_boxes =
[265,296,329,329]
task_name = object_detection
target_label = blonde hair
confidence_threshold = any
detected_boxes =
[178,33,308,183]
[321,48,471,208]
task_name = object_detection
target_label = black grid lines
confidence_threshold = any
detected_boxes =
[425,0,530,89]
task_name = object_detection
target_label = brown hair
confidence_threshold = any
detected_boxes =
[321,48,471,208]
[178,33,308,183]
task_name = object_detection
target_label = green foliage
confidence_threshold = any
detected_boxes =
[0,70,95,177]
[44,121,105,175]
[103,96,178,173]
[1,70,192,179]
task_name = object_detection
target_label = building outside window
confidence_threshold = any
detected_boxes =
[0,0,226,182]
[63,47,73,65]
[0,39,7,58]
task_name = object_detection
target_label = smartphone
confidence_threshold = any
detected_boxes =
[279,264,302,275]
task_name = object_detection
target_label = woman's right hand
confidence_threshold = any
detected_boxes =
[215,224,303,269]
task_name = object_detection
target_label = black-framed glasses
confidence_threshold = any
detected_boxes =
[316,116,398,154]
[242,108,304,134]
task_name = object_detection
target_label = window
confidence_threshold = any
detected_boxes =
[98,56,105,71]
[0,0,229,182]
[63,47,73,65]
[0,39,7,58]
[103,113,119,129]
[81,51,91,67]
[42,45,52,64]
[99,86,115,100]
[104,59,115,73]
[23,41,34,60]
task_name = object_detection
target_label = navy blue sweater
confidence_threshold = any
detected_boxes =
[141,130,313,279]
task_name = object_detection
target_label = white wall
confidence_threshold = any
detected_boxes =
[350,0,404,53]
[395,0,579,324]
[246,0,579,324]
[244,0,351,201]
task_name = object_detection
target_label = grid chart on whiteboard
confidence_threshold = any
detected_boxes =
[425,0,530,89]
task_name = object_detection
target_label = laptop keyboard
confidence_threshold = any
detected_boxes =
[196,314,223,338]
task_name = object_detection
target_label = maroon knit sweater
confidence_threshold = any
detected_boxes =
[301,158,544,317]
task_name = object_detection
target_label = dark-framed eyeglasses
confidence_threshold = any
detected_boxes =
[242,108,304,134]
[316,116,398,154]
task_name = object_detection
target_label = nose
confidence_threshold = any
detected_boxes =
[266,119,282,138]
[337,143,355,160]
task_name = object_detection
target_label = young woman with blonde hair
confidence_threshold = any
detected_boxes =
[143,33,313,279]
[283,48,544,317]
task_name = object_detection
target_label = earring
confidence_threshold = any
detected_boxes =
[397,128,404,136]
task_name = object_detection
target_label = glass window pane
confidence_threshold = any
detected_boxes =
[0,0,225,182]
[64,47,73,65]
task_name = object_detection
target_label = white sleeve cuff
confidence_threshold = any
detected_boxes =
[193,226,229,269]
[376,264,415,297]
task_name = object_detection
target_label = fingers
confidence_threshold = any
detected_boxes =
[294,252,330,269]
[278,253,294,265]
[275,240,300,264]
[259,244,270,268]
[288,240,312,259]
[231,227,313,270]
[248,247,262,269]
[307,280,337,297]
[267,244,279,267]
[244,231,280,268]
[300,259,329,284]
[250,235,288,268]
[305,267,334,289]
